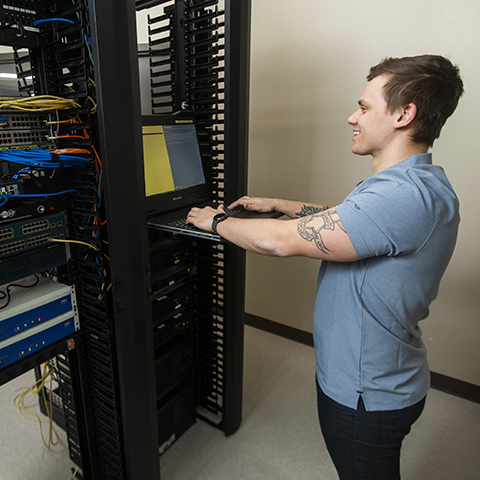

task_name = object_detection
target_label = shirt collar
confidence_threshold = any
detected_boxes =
[395,152,432,168]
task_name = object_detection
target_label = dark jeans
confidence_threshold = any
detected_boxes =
[316,380,426,480]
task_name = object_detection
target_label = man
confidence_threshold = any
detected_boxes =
[187,55,464,479]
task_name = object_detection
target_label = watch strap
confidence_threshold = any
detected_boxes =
[212,213,228,234]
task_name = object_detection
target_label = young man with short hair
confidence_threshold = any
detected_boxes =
[187,54,464,479]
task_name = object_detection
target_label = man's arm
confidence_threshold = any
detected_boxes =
[228,196,334,219]
[186,204,359,262]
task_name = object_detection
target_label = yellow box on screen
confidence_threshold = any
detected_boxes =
[142,125,174,196]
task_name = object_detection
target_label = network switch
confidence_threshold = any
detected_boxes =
[0,241,67,285]
[0,212,67,258]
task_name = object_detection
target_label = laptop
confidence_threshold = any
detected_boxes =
[144,113,281,241]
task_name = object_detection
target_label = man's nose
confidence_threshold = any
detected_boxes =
[347,109,359,125]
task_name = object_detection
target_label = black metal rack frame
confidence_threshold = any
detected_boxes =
[0,0,250,478]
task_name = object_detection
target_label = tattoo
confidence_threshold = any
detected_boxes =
[295,204,331,218]
[297,208,346,254]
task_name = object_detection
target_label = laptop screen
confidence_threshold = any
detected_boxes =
[142,114,210,218]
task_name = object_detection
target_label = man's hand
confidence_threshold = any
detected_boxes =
[186,205,225,232]
[227,196,331,220]
[227,196,279,213]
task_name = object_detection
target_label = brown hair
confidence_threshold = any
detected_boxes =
[367,55,464,147]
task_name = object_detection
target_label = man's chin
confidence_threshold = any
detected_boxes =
[351,147,369,156]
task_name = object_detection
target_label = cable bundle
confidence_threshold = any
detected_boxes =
[0,96,81,111]
[0,148,92,169]
[13,361,60,450]
[0,149,92,205]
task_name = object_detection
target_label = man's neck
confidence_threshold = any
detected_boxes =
[371,143,429,174]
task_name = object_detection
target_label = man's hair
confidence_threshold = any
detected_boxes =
[367,55,464,147]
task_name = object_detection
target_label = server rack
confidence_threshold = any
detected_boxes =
[0,0,250,479]
[139,0,249,436]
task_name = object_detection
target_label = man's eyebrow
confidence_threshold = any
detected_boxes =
[358,99,368,107]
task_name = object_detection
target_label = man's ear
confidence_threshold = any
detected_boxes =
[394,103,417,129]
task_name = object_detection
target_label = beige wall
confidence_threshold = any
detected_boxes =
[246,0,480,386]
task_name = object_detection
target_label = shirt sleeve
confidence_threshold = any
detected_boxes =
[336,176,437,259]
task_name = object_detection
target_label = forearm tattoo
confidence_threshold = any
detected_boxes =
[295,204,332,218]
[297,208,346,254]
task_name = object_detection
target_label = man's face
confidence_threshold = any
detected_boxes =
[347,74,399,159]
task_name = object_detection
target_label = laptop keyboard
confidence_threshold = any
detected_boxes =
[223,206,245,216]
[165,218,197,230]
[164,205,248,231]
[169,206,246,224]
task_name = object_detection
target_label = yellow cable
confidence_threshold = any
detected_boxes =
[48,238,98,251]
[87,96,97,114]
[0,96,81,111]
[50,239,111,299]
[13,362,59,450]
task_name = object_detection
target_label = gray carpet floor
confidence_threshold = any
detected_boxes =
[1,325,479,480]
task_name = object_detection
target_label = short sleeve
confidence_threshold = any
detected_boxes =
[336,176,437,259]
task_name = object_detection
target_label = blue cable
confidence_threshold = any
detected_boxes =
[83,31,93,47]
[0,149,92,169]
[32,18,92,50]
[0,189,81,207]
[32,18,74,27]
[2,190,80,199]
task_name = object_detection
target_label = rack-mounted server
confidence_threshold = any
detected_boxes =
[0,276,79,369]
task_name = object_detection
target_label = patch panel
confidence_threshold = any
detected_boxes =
[0,4,44,50]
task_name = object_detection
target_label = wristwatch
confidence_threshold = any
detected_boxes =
[211,213,229,234]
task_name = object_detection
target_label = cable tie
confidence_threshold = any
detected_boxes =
[50,152,60,165]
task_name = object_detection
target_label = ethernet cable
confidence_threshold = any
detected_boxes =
[13,360,60,450]
[0,189,81,207]
[0,148,92,169]
[0,96,81,111]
